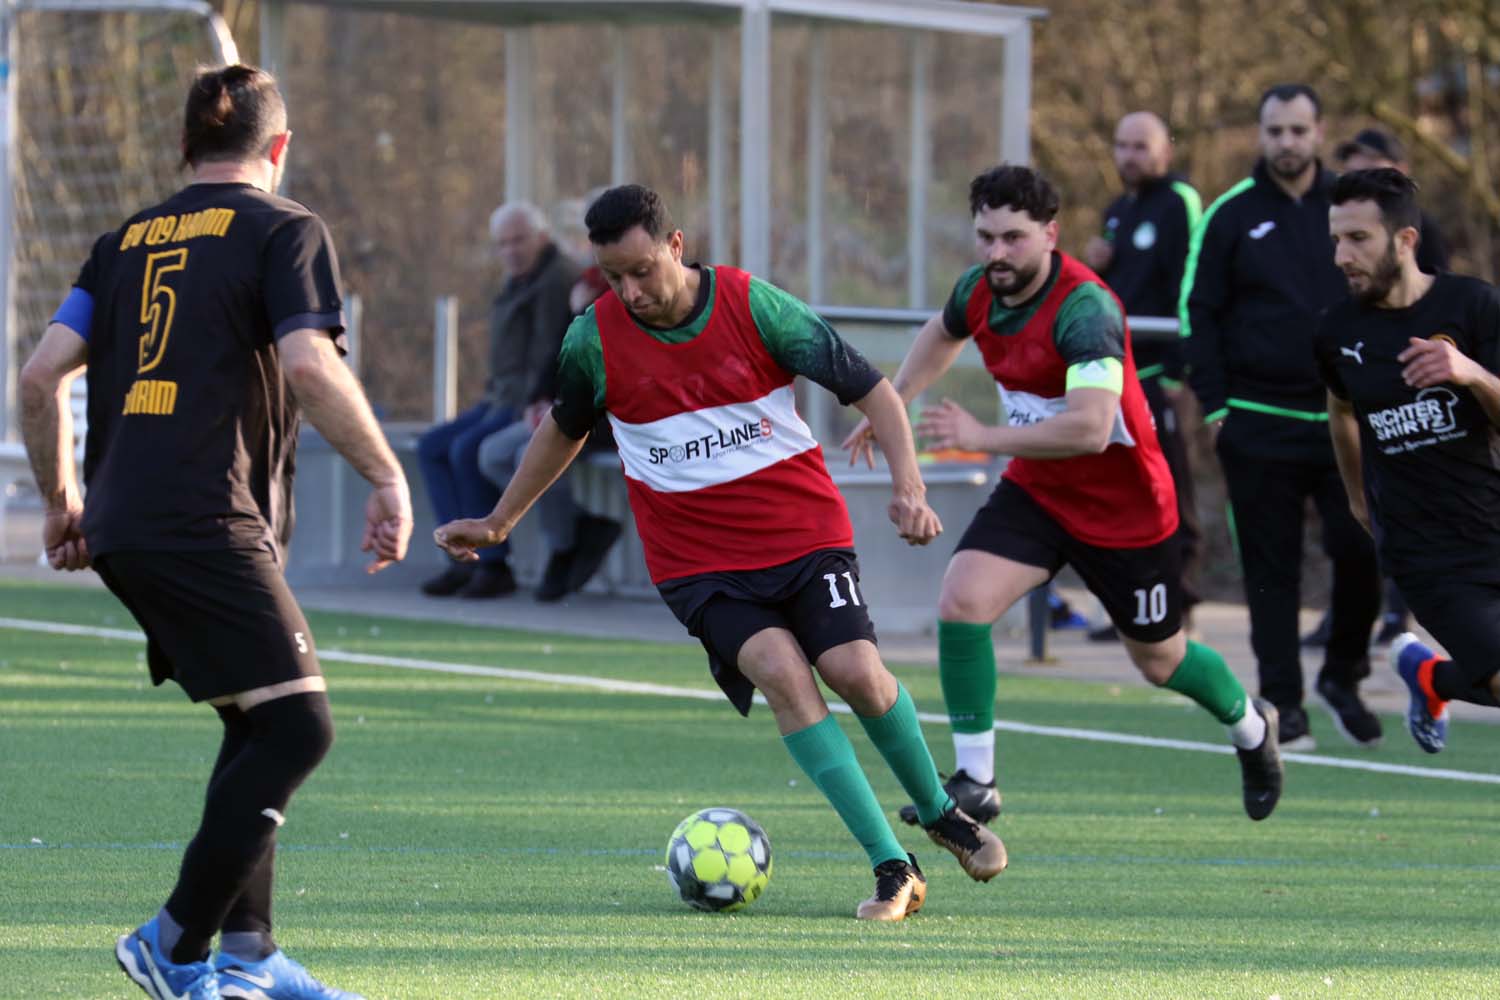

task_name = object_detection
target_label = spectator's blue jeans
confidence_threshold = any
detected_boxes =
[418,402,515,564]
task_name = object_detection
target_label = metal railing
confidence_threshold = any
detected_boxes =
[372,298,1183,658]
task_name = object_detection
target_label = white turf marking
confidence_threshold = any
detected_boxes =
[5,615,1499,787]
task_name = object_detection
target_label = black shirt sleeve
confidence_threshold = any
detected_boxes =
[1313,311,1349,400]
[262,213,345,343]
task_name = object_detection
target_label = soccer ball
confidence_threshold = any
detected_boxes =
[664,807,772,912]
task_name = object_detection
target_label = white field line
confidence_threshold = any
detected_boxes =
[4,615,1499,787]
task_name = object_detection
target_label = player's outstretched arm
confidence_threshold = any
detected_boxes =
[843,313,965,467]
[918,386,1118,459]
[1326,390,1370,536]
[852,379,941,546]
[279,327,413,572]
[434,412,586,560]
[19,323,89,571]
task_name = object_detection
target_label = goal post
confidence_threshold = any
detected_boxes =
[0,0,237,440]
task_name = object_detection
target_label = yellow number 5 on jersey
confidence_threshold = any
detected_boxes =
[138,248,189,373]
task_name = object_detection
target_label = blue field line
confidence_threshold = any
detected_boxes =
[4,615,1500,787]
[5,840,1500,874]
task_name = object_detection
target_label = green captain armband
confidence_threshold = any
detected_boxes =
[1065,357,1124,394]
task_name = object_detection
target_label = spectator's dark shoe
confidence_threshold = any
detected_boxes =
[1276,703,1316,751]
[1087,623,1120,642]
[1314,673,1383,747]
[899,769,1001,826]
[535,550,576,603]
[457,562,517,598]
[1236,698,1283,821]
[1374,614,1410,646]
[1300,612,1331,648]
[565,515,623,592]
[420,563,474,597]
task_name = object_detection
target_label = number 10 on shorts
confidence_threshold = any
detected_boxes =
[1133,583,1167,625]
[823,572,862,609]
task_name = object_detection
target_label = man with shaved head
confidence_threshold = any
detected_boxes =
[1083,111,1205,641]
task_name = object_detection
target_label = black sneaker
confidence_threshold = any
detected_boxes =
[1087,623,1120,643]
[535,550,576,603]
[855,853,927,921]
[1276,703,1316,751]
[564,515,623,592]
[898,769,1001,826]
[1236,697,1284,821]
[1300,612,1331,648]
[420,562,474,597]
[457,562,517,598]
[922,806,1008,881]
[1374,615,1409,646]
[1314,673,1383,747]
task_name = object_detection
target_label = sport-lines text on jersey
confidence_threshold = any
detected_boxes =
[118,208,236,251]
[1367,388,1463,450]
[648,418,775,464]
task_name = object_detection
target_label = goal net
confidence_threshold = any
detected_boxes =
[4,0,235,424]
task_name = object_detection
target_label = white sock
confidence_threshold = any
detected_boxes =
[952,730,995,784]
[1227,705,1268,750]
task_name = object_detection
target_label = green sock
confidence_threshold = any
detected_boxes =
[1163,640,1248,724]
[939,620,997,732]
[783,715,907,869]
[856,684,953,826]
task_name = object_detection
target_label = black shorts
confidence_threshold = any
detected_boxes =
[1394,575,1500,688]
[956,479,1182,643]
[92,548,321,702]
[657,549,879,716]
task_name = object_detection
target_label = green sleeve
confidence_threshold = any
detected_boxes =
[747,276,882,405]
[550,310,606,439]
[941,265,985,338]
[1053,283,1126,366]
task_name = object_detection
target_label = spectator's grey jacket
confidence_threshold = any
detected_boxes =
[487,241,581,410]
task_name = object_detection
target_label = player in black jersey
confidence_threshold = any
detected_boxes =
[19,65,409,1000]
[1316,168,1500,754]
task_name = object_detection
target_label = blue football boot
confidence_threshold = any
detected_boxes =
[1390,632,1450,754]
[115,916,221,1000]
[215,949,365,1000]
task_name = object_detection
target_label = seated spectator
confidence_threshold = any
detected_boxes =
[419,201,580,598]
[476,238,621,602]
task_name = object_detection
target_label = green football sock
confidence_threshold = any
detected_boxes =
[1164,640,1248,725]
[783,715,907,869]
[939,620,997,733]
[856,684,953,827]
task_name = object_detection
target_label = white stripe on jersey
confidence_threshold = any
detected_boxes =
[608,384,818,493]
[998,385,1136,447]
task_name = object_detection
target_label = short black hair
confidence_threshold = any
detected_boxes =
[1258,83,1322,120]
[182,64,287,169]
[1331,167,1422,237]
[584,184,674,245]
[968,165,1060,223]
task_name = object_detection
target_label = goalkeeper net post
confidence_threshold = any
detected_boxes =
[0,0,238,441]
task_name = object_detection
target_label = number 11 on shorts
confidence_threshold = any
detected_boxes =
[824,572,862,609]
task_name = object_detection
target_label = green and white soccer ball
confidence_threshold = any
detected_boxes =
[664,807,772,912]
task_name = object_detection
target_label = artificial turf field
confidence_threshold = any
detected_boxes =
[2,578,1497,1000]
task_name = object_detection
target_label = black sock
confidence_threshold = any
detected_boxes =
[166,692,333,964]
[1431,661,1500,708]
[219,845,277,961]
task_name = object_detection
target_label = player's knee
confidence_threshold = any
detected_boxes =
[938,587,992,624]
[814,645,891,713]
[249,690,335,777]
